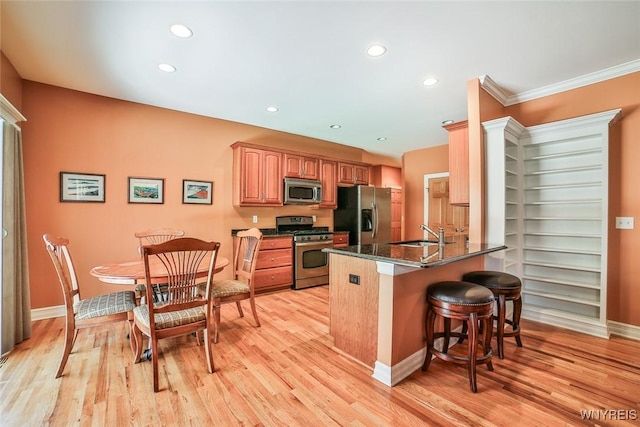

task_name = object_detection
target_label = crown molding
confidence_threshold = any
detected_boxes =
[0,93,27,125]
[478,75,510,105]
[480,59,640,107]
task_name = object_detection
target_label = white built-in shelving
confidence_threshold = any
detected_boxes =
[484,109,621,338]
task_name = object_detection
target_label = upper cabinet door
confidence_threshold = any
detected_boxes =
[233,146,283,206]
[262,150,284,205]
[444,120,469,206]
[338,162,369,186]
[319,159,338,208]
[284,154,319,180]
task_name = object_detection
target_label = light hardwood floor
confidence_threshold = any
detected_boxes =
[1,286,639,426]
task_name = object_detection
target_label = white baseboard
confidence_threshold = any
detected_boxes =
[608,321,640,341]
[31,305,65,321]
[373,348,425,387]
[522,308,610,339]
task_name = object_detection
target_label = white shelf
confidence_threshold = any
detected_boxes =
[522,290,601,307]
[526,182,601,190]
[524,246,601,256]
[524,199,601,205]
[523,231,601,238]
[522,260,600,273]
[483,109,621,337]
[525,165,602,175]
[523,274,601,290]
[525,147,602,161]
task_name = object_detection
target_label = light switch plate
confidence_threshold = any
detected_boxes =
[252,215,258,224]
[615,217,634,229]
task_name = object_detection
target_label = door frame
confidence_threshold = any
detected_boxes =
[423,172,449,240]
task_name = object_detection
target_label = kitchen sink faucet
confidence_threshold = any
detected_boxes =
[419,224,445,246]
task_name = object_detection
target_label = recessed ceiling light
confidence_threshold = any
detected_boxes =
[330,124,342,129]
[367,44,387,57]
[158,63,176,72]
[442,119,454,125]
[170,24,193,38]
[422,77,439,86]
[266,106,279,112]
[377,137,387,141]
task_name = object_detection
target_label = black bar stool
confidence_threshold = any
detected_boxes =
[462,271,523,359]
[422,281,495,393]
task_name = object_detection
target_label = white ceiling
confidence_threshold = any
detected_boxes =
[2,1,639,160]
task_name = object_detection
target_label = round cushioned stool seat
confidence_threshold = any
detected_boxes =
[462,271,522,290]
[428,281,495,305]
[422,281,495,393]
[462,271,523,359]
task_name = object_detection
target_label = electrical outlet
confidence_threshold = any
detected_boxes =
[252,215,258,224]
[615,217,634,229]
[312,215,317,222]
[349,274,360,285]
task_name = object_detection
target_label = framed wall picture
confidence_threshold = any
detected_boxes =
[183,179,213,204]
[128,177,164,204]
[60,172,106,203]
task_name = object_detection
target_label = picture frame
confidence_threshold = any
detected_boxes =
[60,172,106,203]
[128,177,164,204]
[183,179,213,205]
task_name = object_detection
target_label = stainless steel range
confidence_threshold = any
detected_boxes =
[276,216,332,290]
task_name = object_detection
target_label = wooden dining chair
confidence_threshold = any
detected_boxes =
[209,228,262,343]
[133,228,185,303]
[43,234,137,378]
[134,228,185,255]
[132,237,220,392]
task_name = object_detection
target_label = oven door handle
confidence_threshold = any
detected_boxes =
[295,241,333,248]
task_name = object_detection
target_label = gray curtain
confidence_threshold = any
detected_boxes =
[1,120,31,356]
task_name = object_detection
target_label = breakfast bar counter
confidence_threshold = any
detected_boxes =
[324,237,506,387]
[323,236,505,269]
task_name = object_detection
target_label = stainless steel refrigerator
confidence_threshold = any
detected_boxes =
[334,186,392,245]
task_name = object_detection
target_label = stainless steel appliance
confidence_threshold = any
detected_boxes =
[276,216,332,289]
[283,178,323,205]
[334,186,392,245]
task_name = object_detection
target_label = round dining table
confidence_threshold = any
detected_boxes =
[90,255,229,285]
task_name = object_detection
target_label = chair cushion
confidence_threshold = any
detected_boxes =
[427,281,495,305]
[74,291,136,320]
[209,279,250,298]
[133,304,206,330]
[463,271,522,290]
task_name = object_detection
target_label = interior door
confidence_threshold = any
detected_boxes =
[427,177,468,238]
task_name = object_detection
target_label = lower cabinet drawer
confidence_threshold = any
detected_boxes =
[256,248,292,269]
[254,266,293,290]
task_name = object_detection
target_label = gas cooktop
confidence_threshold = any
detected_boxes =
[275,215,330,235]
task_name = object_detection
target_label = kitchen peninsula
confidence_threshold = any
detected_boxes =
[324,237,506,386]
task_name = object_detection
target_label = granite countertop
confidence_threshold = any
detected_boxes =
[323,236,506,269]
[231,227,340,237]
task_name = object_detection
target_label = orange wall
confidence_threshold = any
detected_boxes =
[20,81,396,309]
[401,143,449,241]
[1,51,22,110]
[502,72,640,326]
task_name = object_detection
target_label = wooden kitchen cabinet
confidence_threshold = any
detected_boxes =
[390,188,402,241]
[319,159,338,208]
[253,236,293,293]
[337,162,369,186]
[332,232,349,247]
[284,154,319,180]
[232,144,283,206]
[444,120,469,206]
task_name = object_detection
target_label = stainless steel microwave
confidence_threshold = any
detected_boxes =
[283,178,323,205]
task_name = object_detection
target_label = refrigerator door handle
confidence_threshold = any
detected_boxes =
[372,202,378,238]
